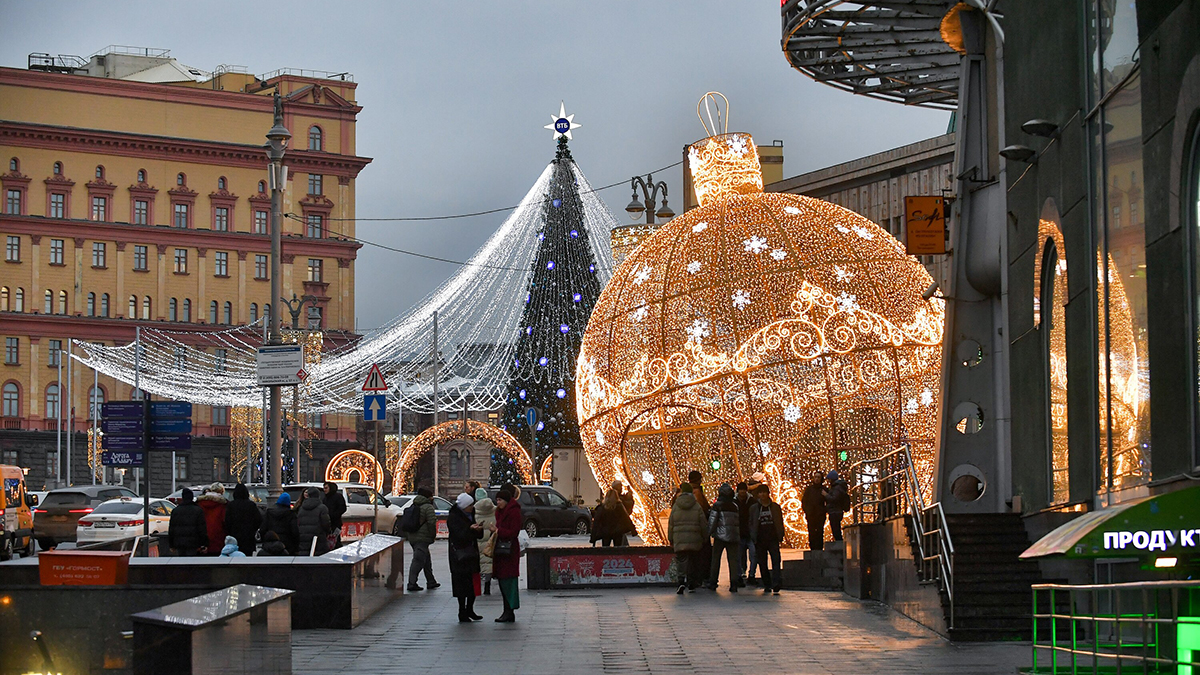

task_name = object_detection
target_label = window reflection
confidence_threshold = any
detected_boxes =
[1036,218,1069,503]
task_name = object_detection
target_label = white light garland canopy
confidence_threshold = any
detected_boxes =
[74,158,618,415]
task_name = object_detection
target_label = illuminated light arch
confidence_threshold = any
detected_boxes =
[326,449,386,492]
[395,420,533,489]
[539,455,553,483]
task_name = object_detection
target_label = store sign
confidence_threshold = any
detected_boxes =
[1102,529,1200,552]
[904,196,947,255]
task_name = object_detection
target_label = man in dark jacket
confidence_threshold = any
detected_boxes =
[224,483,262,555]
[297,487,332,556]
[801,471,827,551]
[748,485,786,594]
[706,483,742,592]
[735,481,757,586]
[322,481,347,549]
[259,493,300,555]
[687,469,713,582]
[167,488,208,556]
[406,487,440,592]
[825,470,849,542]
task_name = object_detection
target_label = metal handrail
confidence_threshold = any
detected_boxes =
[849,445,955,628]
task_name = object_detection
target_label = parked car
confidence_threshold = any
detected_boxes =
[488,485,591,538]
[388,494,452,538]
[165,483,270,512]
[77,497,174,544]
[0,464,37,560]
[385,494,413,511]
[33,485,138,549]
[283,482,402,540]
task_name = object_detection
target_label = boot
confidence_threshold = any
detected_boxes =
[457,597,471,623]
[484,578,491,595]
[496,594,515,623]
[467,596,483,621]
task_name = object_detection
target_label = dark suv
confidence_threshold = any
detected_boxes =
[34,485,138,549]
[490,485,591,538]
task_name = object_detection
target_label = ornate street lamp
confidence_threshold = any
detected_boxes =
[265,90,291,496]
[625,173,675,224]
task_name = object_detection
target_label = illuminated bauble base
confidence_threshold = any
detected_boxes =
[577,132,943,547]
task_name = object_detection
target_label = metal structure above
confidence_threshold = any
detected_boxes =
[781,0,964,109]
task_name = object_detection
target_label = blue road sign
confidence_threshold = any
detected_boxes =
[102,451,145,467]
[363,394,386,422]
[102,401,143,418]
[150,418,192,434]
[151,401,192,418]
[525,406,539,428]
[101,418,143,435]
[149,434,192,451]
[102,435,145,451]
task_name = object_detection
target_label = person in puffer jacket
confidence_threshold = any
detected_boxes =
[705,482,742,592]
[297,487,331,556]
[219,535,245,557]
[668,483,709,594]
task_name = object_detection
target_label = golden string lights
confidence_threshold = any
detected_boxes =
[577,94,944,547]
[325,449,386,491]
[394,419,534,490]
[1035,218,1070,503]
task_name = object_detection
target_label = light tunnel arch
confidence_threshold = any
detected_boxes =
[394,419,534,489]
[325,449,386,492]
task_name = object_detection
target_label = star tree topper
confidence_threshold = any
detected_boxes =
[544,101,581,140]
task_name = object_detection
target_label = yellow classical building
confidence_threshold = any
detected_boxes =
[0,47,370,487]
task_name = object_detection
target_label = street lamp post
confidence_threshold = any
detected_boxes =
[265,91,291,497]
[282,292,317,483]
[624,174,675,224]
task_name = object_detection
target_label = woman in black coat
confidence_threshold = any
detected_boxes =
[224,483,262,554]
[259,492,300,555]
[447,493,484,623]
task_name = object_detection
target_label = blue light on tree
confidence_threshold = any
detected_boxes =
[519,389,527,399]
[570,230,579,238]
[556,389,567,398]
[573,293,582,302]
[547,261,556,270]
[552,198,562,207]
[559,324,570,333]
[536,421,545,431]
[538,356,549,366]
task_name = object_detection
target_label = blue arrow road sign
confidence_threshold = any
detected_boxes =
[363,394,386,422]
[525,406,539,428]
[102,451,145,467]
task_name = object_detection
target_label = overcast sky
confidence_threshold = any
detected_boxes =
[1,1,950,332]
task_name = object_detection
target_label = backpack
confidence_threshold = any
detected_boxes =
[833,484,851,511]
[399,503,422,533]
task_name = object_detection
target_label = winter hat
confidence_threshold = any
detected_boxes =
[225,535,238,547]
[276,493,292,507]
[474,487,488,502]
[496,488,514,503]
[827,470,840,481]
[679,482,693,493]
[180,487,195,503]
[718,483,734,500]
[456,492,474,510]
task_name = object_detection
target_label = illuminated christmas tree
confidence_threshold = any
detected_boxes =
[496,113,601,484]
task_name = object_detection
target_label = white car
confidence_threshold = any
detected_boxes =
[283,482,403,541]
[76,497,174,544]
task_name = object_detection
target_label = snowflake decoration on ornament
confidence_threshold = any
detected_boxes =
[641,470,655,485]
[770,249,787,261]
[732,290,751,310]
[834,265,854,282]
[595,430,606,445]
[629,306,648,322]
[692,221,708,233]
[784,206,801,215]
[920,388,934,406]
[759,441,771,456]
[836,225,852,234]
[633,265,652,285]
[686,260,702,275]
[852,225,875,240]
[905,398,919,414]
[688,147,702,174]
[836,291,859,313]
[743,236,769,254]
[685,319,710,344]
[728,135,748,156]
[783,404,802,423]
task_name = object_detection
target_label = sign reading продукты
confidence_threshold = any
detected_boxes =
[257,345,306,386]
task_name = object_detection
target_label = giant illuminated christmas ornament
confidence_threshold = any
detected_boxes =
[576,93,945,546]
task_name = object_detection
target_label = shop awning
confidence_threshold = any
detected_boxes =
[1020,484,1200,559]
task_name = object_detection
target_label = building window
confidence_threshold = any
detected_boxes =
[91,196,107,221]
[142,296,151,320]
[8,158,16,172]
[214,206,229,231]
[57,290,66,314]
[0,287,7,311]
[87,292,95,316]
[49,239,63,265]
[174,455,189,481]
[12,288,21,313]
[306,214,323,238]
[173,248,187,273]
[308,126,323,151]
[264,303,271,325]
[176,173,186,186]
[43,290,52,314]
[182,299,192,322]
[307,258,323,282]
[5,190,20,215]
[254,254,268,279]
[94,165,104,180]
[169,298,178,322]
[5,236,18,262]
[173,202,189,228]
[214,348,227,373]
[222,301,232,325]
[212,405,228,426]
[44,384,59,420]
[47,340,61,367]
[133,199,148,225]
[92,242,106,268]
[217,177,226,190]
[307,174,322,196]
[209,301,218,324]
[258,180,266,193]
[133,245,147,270]
[88,385,104,419]
[250,303,258,323]
[253,209,268,234]
[2,383,18,417]
[4,338,18,365]
[101,293,109,317]
[49,193,64,218]
[129,295,136,319]
[137,169,146,183]
[213,251,228,276]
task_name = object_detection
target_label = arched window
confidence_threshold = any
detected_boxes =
[129,295,137,319]
[1,286,8,312]
[8,158,17,172]
[45,384,60,420]
[43,290,52,314]
[142,296,151,320]
[52,161,62,176]
[169,298,178,322]
[176,173,186,186]
[217,176,226,190]
[264,303,271,324]
[209,300,218,324]
[2,382,19,417]
[1036,205,1069,504]
[448,449,460,477]
[460,450,470,476]
[308,125,323,151]
[13,288,23,312]
[88,385,105,420]
[223,301,232,325]
[182,298,191,322]
[137,169,146,183]
[57,290,67,315]
[87,292,96,316]
[249,303,258,323]
[100,293,109,317]
[95,165,105,180]
[258,180,266,193]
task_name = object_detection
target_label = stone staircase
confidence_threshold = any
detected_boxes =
[781,541,845,590]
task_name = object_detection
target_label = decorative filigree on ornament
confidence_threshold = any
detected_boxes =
[688,133,764,207]
[394,419,534,489]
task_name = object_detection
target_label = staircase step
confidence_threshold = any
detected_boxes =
[947,626,1031,642]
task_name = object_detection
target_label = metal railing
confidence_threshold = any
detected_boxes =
[261,67,354,82]
[1031,580,1200,674]
[849,445,956,627]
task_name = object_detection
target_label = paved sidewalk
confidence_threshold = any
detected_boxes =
[293,541,1030,674]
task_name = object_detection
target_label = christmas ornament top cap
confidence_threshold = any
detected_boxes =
[688,92,763,207]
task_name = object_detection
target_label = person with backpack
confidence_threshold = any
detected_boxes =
[801,471,828,551]
[705,483,742,592]
[403,486,440,592]
[824,470,850,542]
[259,493,299,555]
[749,485,785,595]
